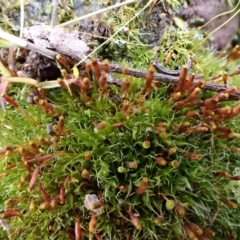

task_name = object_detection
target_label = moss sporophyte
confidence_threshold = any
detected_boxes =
[1,52,240,239]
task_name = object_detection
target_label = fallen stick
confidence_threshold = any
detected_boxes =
[1,28,240,99]
[105,63,240,100]
[0,28,57,60]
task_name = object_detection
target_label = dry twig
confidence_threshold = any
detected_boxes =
[1,28,240,99]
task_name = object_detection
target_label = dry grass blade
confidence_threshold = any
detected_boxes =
[199,1,240,29]
[76,0,155,66]
[56,0,138,28]
[191,5,240,51]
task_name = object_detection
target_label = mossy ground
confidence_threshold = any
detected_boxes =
[1,71,240,239]
[0,0,240,240]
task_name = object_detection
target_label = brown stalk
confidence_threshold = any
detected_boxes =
[175,65,187,93]
[182,74,195,91]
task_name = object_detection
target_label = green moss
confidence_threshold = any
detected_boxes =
[1,64,240,239]
[1,0,240,239]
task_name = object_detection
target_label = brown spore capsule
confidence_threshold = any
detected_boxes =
[91,58,102,81]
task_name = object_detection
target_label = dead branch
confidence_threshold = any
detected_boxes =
[0,28,57,59]
[1,28,240,100]
[106,63,240,100]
